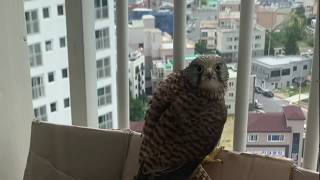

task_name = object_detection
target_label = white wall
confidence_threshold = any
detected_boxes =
[0,0,33,178]
[25,0,72,125]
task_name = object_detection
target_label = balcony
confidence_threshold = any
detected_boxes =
[0,0,318,179]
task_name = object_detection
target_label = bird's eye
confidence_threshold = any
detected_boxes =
[196,65,204,73]
[215,64,221,71]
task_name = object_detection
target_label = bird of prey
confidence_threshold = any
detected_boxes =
[135,55,229,180]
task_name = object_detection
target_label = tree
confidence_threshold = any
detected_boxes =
[130,95,146,122]
[284,36,300,55]
[195,40,208,54]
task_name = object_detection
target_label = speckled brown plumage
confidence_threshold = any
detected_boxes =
[136,56,228,180]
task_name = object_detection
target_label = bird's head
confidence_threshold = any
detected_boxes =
[184,55,229,98]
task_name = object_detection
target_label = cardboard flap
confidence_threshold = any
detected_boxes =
[121,131,143,180]
[204,151,292,180]
[24,122,131,180]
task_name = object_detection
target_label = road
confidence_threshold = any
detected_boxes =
[254,93,308,119]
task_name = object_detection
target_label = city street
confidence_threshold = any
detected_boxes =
[254,93,308,119]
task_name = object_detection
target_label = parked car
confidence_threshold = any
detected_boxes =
[263,90,274,98]
[255,86,264,94]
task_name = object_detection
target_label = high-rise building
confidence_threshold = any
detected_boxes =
[24,0,117,128]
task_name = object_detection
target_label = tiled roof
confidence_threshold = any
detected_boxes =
[282,105,306,120]
[248,112,292,132]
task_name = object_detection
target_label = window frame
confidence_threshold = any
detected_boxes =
[95,27,110,50]
[248,134,258,142]
[57,4,64,16]
[267,134,285,142]
[94,0,109,19]
[96,57,111,79]
[34,105,47,121]
[31,75,45,99]
[97,85,112,107]
[42,7,50,19]
[28,42,42,67]
[25,9,40,34]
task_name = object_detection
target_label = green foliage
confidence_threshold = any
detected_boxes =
[195,40,217,55]
[284,35,300,55]
[130,95,147,122]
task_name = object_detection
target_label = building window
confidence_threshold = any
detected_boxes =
[95,0,109,19]
[201,31,208,37]
[227,45,233,50]
[62,68,68,78]
[228,82,234,87]
[267,134,284,142]
[98,112,112,129]
[48,72,55,82]
[64,98,70,108]
[270,70,280,77]
[59,37,66,48]
[42,7,50,18]
[45,40,53,51]
[34,105,47,121]
[293,66,297,71]
[254,43,261,48]
[234,37,238,41]
[25,10,39,34]
[96,57,111,79]
[97,85,112,107]
[31,76,45,99]
[281,68,290,76]
[248,134,258,142]
[303,65,307,70]
[57,5,64,16]
[50,102,57,112]
[255,35,261,40]
[28,43,42,67]
[95,27,110,50]
[229,92,234,97]
[226,105,231,109]
[227,37,233,41]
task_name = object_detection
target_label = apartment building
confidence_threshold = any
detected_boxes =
[24,0,117,129]
[129,14,194,94]
[252,56,312,90]
[247,105,305,165]
[129,51,146,99]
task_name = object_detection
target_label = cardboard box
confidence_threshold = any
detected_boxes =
[24,122,319,180]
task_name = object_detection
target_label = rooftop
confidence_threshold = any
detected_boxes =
[283,105,306,120]
[248,112,292,132]
[254,56,311,66]
[248,106,305,133]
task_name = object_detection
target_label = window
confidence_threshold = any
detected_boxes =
[34,105,47,121]
[201,31,208,37]
[42,7,50,18]
[95,27,110,50]
[254,43,261,48]
[234,45,237,50]
[50,102,57,112]
[255,35,261,40]
[227,37,233,41]
[31,76,45,99]
[270,70,280,77]
[57,5,64,16]
[96,57,111,79]
[48,72,55,82]
[228,82,234,87]
[45,40,53,51]
[226,105,231,109]
[59,37,66,48]
[25,10,39,34]
[234,37,238,41]
[97,85,112,107]
[303,65,307,70]
[248,134,258,142]
[98,112,112,129]
[64,98,70,108]
[229,92,234,97]
[28,43,42,67]
[267,134,284,142]
[293,66,297,71]
[281,68,290,76]
[62,68,68,78]
[95,0,109,19]
[227,45,233,50]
